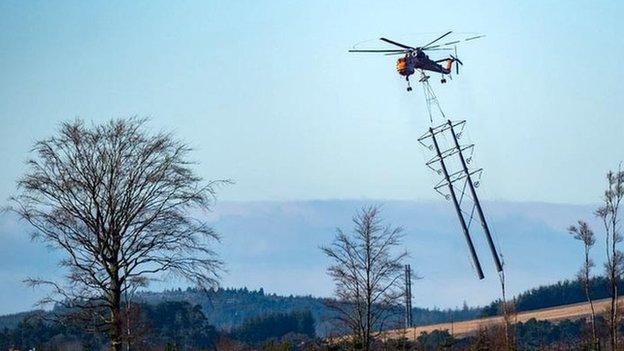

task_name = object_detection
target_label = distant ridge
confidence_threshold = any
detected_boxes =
[0,199,599,313]
[1,276,615,336]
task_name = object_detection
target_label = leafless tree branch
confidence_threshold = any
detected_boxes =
[321,206,407,351]
[9,117,229,350]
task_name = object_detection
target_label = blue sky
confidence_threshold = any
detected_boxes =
[1,0,623,204]
[0,1,623,313]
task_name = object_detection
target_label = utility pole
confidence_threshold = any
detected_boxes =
[405,264,413,328]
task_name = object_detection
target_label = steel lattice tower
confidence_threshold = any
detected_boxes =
[415,71,503,279]
[404,264,413,328]
[418,120,502,279]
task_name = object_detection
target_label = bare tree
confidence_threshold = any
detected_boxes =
[568,220,598,348]
[596,167,624,351]
[10,118,227,351]
[321,206,407,351]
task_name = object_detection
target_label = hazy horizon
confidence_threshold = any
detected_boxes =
[0,198,600,315]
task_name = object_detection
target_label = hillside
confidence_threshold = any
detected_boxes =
[2,277,617,337]
[481,276,617,316]
[1,278,619,344]
[0,200,598,314]
[135,287,481,335]
[383,297,619,340]
[0,287,480,337]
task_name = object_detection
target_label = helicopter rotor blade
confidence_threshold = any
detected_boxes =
[384,52,410,56]
[379,37,415,50]
[428,40,461,49]
[422,31,453,49]
[425,34,486,49]
[422,47,454,51]
[465,35,485,41]
[450,46,463,75]
[349,49,409,53]
[455,46,460,75]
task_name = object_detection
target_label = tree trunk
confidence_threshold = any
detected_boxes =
[584,248,597,349]
[615,272,619,350]
[499,267,514,351]
[611,286,615,351]
[608,267,617,351]
[110,281,122,351]
[615,204,620,351]
[585,281,597,347]
[611,244,618,351]
[365,230,372,351]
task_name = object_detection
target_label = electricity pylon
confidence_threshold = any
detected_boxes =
[404,264,413,328]
[415,71,503,279]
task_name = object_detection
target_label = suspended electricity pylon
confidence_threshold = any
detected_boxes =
[404,264,413,328]
[417,120,503,279]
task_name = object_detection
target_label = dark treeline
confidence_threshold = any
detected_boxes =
[0,310,42,330]
[0,287,481,342]
[0,301,318,351]
[514,318,586,349]
[0,301,218,351]
[381,318,616,350]
[1,285,620,350]
[232,310,315,345]
[468,317,624,350]
[0,316,103,351]
[2,277,620,350]
[139,301,219,349]
[137,287,330,334]
[481,276,617,317]
[411,302,481,326]
[347,319,600,350]
[136,287,482,335]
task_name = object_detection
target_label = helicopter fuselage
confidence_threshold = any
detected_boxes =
[396,51,451,79]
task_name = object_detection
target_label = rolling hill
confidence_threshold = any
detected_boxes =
[383,297,618,340]
[0,199,600,315]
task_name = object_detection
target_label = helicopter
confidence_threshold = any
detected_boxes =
[349,31,484,91]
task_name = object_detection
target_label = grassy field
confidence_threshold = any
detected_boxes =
[383,297,620,340]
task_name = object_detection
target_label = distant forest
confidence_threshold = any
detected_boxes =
[1,276,616,349]
[135,286,482,334]
[0,301,315,350]
[481,276,618,317]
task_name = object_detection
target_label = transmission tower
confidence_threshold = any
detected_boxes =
[404,264,413,328]
[414,70,503,279]
[418,120,502,279]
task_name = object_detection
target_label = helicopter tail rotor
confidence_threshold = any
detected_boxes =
[450,45,463,75]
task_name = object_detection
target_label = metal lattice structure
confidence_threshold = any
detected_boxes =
[419,73,446,123]
[404,264,413,328]
[417,119,502,279]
